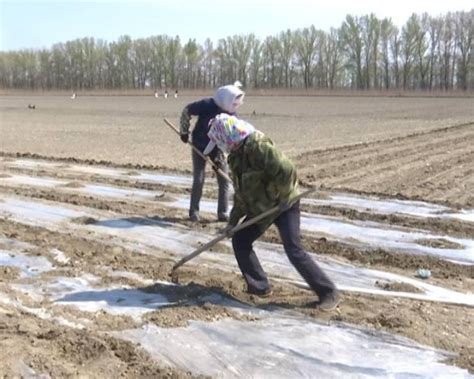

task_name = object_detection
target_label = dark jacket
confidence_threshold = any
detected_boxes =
[180,98,231,156]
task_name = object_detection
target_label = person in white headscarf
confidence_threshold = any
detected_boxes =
[179,83,245,222]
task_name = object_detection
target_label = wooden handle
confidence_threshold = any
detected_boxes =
[171,188,316,271]
[163,118,232,183]
[171,234,227,271]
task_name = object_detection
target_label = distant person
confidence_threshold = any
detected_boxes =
[164,90,169,99]
[71,93,76,99]
[174,90,178,99]
[154,91,159,98]
[179,83,245,222]
[204,114,340,311]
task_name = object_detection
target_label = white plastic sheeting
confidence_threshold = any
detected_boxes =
[0,292,84,329]
[0,251,52,277]
[301,213,474,265]
[12,276,173,321]
[52,280,171,321]
[49,248,70,264]
[0,197,90,224]
[2,159,473,377]
[0,174,162,200]
[3,172,472,264]
[202,242,474,306]
[2,168,472,264]
[3,159,192,187]
[118,314,473,378]
[303,193,474,222]
[1,196,473,306]
[0,237,53,277]
[167,198,474,265]
[0,237,36,253]
[3,261,471,378]
[0,174,61,188]
[1,159,62,170]
[5,157,472,221]
[17,360,51,379]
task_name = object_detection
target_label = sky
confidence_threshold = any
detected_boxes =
[1,0,473,51]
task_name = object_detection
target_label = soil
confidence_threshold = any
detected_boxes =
[0,95,473,376]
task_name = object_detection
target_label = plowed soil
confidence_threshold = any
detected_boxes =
[0,94,473,376]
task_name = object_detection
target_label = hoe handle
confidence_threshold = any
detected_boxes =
[163,118,232,183]
[172,188,316,271]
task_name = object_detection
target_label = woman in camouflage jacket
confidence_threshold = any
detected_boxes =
[204,114,340,311]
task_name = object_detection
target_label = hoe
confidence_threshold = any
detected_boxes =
[171,189,316,274]
[163,118,315,276]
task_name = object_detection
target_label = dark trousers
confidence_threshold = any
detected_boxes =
[190,149,229,218]
[232,201,336,297]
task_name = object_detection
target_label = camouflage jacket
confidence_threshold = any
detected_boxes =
[228,131,299,228]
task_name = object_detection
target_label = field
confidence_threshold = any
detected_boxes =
[0,94,473,377]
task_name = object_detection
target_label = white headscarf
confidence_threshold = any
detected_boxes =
[213,84,245,113]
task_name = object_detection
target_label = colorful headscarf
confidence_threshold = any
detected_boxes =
[203,114,255,155]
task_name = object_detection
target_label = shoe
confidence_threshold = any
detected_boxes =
[217,214,229,222]
[189,214,199,222]
[316,290,341,312]
[247,288,273,298]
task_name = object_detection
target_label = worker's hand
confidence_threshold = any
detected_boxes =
[180,133,189,143]
[220,224,234,238]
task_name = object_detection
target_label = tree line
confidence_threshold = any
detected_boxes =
[1,11,472,91]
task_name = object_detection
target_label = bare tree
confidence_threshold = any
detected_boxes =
[400,14,419,90]
[414,14,430,90]
[380,18,396,89]
[201,39,215,88]
[263,35,281,87]
[277,30,295,88]
[427,16,442,90]
[325,28,343,89]
[455,10,474,90]
[249,38,263,88]
[165,36,181,88]
[183,39,199,88]
[1,10,472,92]
[132,38,152,89]
[229,34,255,87]
[361,14,380,89]
[340,15,364,89]
[295,25,319,88]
